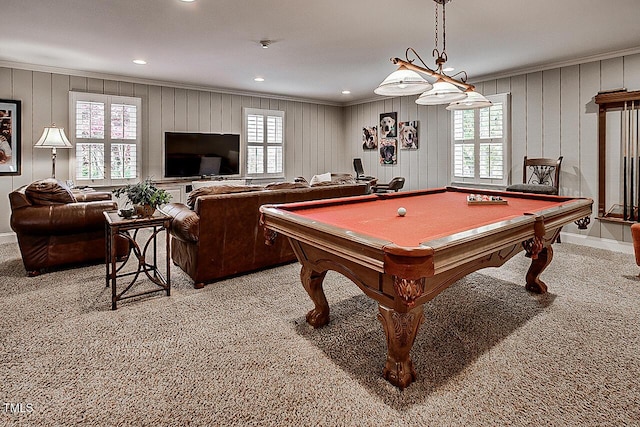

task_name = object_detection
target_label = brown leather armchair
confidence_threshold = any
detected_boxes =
[9,179,119,276]
[632,224,640,274]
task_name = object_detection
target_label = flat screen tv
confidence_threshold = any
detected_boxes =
[164,132,240,178]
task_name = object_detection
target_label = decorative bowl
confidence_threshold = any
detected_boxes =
[119,208,134,218]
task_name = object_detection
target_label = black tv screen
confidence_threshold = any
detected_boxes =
[164,132,240,178]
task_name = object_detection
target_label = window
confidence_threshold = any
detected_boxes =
[243,108,285,178]
[69,92,142,185]
[451,93,510,186]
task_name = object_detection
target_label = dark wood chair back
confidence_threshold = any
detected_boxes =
[523,156,563,193]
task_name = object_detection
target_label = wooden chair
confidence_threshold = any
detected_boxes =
[506,156,563,195]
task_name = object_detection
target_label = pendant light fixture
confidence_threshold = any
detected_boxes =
[375,0,491,109]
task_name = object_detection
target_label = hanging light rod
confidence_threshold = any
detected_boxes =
[389,48,474,92]
[375,0,491,109]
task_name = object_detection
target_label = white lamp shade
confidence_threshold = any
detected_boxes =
[446,90,493,110]
[374,65,433,96]
[415,80,467,105]
[34,125,72,149]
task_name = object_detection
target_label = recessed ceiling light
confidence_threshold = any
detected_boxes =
[180,0,195,2]
[443,66,455,72]
[341,90,351,95]
[254,77,265,82]
[133,59,147,65]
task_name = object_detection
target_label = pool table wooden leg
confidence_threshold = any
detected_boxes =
[377,304,424,389]
[525,245,553,294]
[300,265,330,328]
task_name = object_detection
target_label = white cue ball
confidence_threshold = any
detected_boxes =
[397,207,407,217]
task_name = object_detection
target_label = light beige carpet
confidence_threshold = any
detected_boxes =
[0,240,639,426]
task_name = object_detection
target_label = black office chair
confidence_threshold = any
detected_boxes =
[353,158,376,181]
[372,177,405,193]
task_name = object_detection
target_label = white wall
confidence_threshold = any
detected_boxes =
[344,53,640,244]
[0,67,348,238]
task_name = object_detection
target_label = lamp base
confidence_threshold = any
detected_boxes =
[51,147,57,179]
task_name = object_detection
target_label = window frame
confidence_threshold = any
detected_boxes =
[68,91,142,186]
[243,107,285,179]
[450,93,511,187]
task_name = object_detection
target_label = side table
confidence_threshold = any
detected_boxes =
[104,209,172,310]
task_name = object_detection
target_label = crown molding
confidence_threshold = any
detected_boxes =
[4,46,640,109]
[467,46,640,84]
[345,47,640,107]
[0,60,343,107]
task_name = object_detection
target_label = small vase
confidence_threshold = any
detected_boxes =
[135,204,156,218]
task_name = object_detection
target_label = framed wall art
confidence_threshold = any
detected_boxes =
[0,99,21,175]
[399,121,419,149]
[362,126,378,149]
[379,112,397,139]
[379,138,397,165]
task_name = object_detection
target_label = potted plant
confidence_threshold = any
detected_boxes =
[112,178,172,218]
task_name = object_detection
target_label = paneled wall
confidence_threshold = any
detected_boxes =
[344,53,640,243]
[2,52,640,244]
[0,67,347,238]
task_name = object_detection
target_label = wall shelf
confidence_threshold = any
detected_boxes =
[594,89,640,221]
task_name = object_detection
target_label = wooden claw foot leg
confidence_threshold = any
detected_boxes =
[525,246,553,294]
[377,304,424,389]
[301,265,329,328]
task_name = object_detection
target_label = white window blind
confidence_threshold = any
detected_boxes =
[451,93,510,186]
[244,108,285,178]
[69,92,142,185]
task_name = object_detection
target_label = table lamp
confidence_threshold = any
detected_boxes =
[34,124,72,178]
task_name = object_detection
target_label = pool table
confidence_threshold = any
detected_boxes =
[259,186,593,389]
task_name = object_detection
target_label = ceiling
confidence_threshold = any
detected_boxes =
[3,0,640,105]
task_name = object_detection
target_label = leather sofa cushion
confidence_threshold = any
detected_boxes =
[25,179,77,205]
[72,189,112,202]
[310,173,357,187]
[186,184,264,208]
[265,182,309,190]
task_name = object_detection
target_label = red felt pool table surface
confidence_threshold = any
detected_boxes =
[282,189,567,247]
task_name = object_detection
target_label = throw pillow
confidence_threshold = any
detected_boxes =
[25,178,77,205]
[309,172,332,186]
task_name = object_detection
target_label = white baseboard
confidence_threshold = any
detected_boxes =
[560,231,633,255]
[0,232,17,245]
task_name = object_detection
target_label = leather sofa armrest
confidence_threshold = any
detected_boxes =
[162,203,199,243]
[10,201,117,235]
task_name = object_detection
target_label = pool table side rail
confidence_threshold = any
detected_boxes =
[260,205,402,273]
[424,197,593,274]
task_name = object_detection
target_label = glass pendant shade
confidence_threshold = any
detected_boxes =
[415,80,467,105]
[374,65,433,96]
[446,90,493,110]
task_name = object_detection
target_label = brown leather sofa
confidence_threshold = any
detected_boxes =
[162,182,369,288]
[9,179,118,276]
